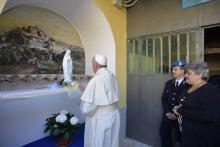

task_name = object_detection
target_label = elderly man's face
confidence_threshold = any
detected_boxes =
[92,58,98,73]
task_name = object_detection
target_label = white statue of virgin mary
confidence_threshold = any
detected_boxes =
[62,50,73,83]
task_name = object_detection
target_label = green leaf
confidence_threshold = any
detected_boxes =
[44,126,50,133]
[64,132,70,139]
[53,129,60,136]
[60,129,66,133]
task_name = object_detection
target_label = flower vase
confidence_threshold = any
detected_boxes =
[55,138,72,147]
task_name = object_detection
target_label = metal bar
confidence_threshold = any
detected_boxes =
[177,34,180,60]
[153,38,155,73]
[186,33,189,62]
[168,36,171,74]
[160,37,163,74]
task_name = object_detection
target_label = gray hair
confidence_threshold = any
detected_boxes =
[185,62,209,80]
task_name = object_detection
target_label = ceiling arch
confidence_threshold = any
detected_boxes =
[3,0,115,75]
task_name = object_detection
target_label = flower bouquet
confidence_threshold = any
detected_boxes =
[44,110,81,146]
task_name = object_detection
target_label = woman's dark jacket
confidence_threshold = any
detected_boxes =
[178,83,220,147]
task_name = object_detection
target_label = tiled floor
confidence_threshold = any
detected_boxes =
[120,138,152,147]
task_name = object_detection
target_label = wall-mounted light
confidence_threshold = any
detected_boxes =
[112,0,139,8]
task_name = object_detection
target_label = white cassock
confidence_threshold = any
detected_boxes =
[80,68,120,147]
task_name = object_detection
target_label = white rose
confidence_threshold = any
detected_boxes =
[60,110,68,115]
[55,114,67,123]
[70,116,79,125]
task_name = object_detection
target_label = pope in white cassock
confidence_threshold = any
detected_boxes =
[80,54,120,147]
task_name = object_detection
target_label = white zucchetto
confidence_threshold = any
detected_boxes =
[95,54,107,66]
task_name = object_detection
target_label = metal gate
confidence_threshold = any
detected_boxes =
[126,29,202,147]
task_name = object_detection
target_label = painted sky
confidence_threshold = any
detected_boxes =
[0,5,83,47]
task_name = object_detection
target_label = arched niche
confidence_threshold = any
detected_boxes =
[0,5,85,75]
[2,0,116,75]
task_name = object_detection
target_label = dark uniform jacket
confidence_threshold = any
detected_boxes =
[160,78,189,147]
[162,78,188,115]
[178,83,220,147]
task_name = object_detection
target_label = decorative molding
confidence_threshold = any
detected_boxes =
[0,74,91,83]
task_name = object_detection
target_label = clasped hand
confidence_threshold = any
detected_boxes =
[165,112,177,120]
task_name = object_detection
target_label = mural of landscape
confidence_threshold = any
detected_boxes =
[0,5,85,74]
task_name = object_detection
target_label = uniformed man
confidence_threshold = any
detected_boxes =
[159,60,188,147]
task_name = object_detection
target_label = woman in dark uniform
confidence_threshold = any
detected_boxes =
[173,62,220,147]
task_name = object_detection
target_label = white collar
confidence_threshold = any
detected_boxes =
[95,67,107,75]
[176,77,184,85]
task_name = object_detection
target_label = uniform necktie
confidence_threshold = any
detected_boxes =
[175,81,179,87]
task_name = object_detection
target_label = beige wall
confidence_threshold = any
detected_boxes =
[127,0,220,38]
[126,1,220,146]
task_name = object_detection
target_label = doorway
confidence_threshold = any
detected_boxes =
[204,26,220,90]
[204,26,220,75]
